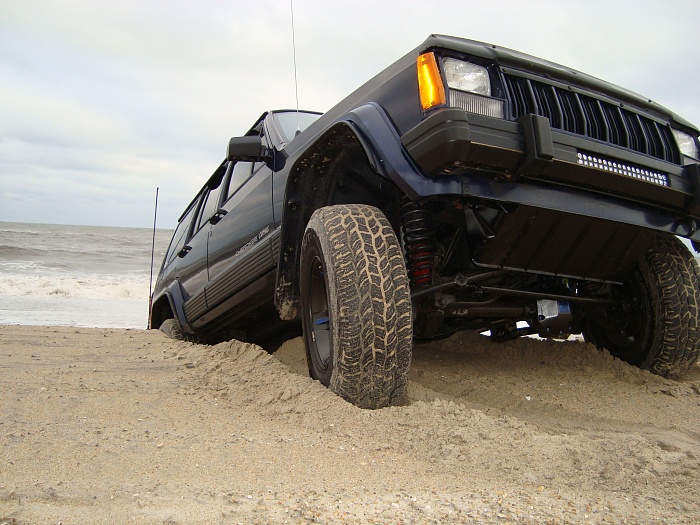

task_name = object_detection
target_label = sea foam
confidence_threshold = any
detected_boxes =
[0,273,149,300]
[0,221,172,328]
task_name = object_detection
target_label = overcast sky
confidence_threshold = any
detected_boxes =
[2,0,699,229]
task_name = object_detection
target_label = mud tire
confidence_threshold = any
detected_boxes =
[586,235,700,378]
[300,204,413,409]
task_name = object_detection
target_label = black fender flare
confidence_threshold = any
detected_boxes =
[274,102,454,320]
[162,280,196,334]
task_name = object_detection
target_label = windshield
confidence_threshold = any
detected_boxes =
[272,111,322,143]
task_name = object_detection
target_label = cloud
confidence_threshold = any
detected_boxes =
[1,0,698,228]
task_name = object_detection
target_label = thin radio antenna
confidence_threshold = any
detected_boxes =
[290,0,300,134]
[147,186,159,329]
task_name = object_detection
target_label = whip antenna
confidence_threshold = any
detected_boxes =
[148,186,159,329]
[290,0,300,134]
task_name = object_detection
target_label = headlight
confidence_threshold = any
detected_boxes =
[443,58,491,96]
[672,129,699,159]
[442,58,504,119]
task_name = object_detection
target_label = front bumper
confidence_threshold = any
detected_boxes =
[401,108,700,242]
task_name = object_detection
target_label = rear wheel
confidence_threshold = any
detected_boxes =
[159,318,187,340]
[300,204,413,409]
[586,235,700,377]
[158,318,202,343]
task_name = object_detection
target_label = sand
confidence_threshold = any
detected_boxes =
[2,325,700,524]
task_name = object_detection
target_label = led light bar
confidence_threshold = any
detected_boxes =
[449,90,504,119]
[577,153,669,187]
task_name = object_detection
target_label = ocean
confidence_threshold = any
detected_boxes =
[0,222,173,329]
[4,221,697,331]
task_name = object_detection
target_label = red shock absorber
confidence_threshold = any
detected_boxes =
[401,198,435,287]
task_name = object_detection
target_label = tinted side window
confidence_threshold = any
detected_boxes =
[197,181,224,230]
[164,202,199,264]
[223,161,253,202]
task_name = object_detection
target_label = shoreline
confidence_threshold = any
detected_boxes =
[0,296,150,330]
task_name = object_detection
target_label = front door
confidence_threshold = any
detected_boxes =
[205,158,276,310]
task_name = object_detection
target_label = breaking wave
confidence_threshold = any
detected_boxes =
[0,273,149,301]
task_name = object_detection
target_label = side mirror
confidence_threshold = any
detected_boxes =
[227,136,269,161]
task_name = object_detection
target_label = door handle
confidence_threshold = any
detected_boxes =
[209,208,228,225]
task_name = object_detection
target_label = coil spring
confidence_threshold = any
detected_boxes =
[401,198,435,287]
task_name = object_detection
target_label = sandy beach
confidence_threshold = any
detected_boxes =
[2,325,700,524]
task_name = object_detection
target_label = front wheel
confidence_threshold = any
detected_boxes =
[585,235,700,378]
[300,204,413,409]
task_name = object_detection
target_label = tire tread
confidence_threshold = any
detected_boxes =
[303,204,412,408]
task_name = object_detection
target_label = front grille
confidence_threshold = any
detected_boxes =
[503,74,680,164]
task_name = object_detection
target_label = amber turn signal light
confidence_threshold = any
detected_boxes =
[417,52,446,111]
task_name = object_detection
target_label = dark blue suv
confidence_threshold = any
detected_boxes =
[151,36,700,409]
